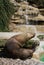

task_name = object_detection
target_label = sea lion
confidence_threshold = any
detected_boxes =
[5,32,35,59]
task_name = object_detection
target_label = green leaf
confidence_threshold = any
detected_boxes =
[0,0,15,31]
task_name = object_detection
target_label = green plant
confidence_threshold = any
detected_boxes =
[0,39,7,51]
[23,40,33,48]
[40,54,44,62]
[0,39,7,46]
[42,46,44,49]
[0,0,15,31]
[37,35,44,40]
[23,39,39,50]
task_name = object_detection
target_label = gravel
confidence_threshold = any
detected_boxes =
[0,58,44,65]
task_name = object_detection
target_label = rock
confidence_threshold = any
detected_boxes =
[11,15,25,24]
[32,4,38,8]
[20,1,29,5]
[0,58,43,65]
[39,9,44,16]
[12,17,20,20]
[9,1,44,31]
[33,14,44,21]
[5,32,35,59]
[15,11,24,16]
[9,23,16,31]
[13,19,25,24]
[35,14,44,21]
[11,4,39,25]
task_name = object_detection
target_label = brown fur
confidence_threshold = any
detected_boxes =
[5,33,35,59]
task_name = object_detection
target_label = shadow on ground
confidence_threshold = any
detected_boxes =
[0,46,13,59]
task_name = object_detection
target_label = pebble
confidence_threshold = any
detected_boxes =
[0,58,44,65]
